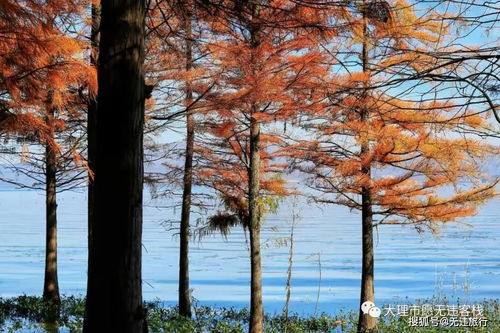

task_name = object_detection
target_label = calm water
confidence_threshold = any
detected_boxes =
[0,190,499,315]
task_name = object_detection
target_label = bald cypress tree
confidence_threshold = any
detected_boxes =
[83,0,147,332]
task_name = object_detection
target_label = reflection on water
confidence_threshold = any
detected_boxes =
[0,190,499,314]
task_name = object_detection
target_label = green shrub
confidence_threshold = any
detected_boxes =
[0,296,498,332]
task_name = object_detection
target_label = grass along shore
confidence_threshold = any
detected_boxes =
[0,295,498,332]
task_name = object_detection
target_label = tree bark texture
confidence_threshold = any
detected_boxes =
[178,4,194,318]
[248,116,263,333]
[357,7,377,331]
[43,110,60,306]
[83,0,146,332]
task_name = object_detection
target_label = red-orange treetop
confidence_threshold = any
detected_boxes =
[195,0,336,218]
[0,0,94,144]
[281,0,499,232]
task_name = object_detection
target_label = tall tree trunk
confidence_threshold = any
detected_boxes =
[86,1,99,316]
[357,181,376,332]
[83,0,146,332]
[43,110,60,307]
[248,116,263,333]
[178,4,194,318]
[247,3,264,330]
[357,6,377,332]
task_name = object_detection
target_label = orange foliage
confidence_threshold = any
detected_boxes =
[0,0,93,144]
[282,0,498,230]
[193,0,338,215]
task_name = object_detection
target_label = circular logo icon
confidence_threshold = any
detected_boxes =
[361,301,375,314]
[369,306,381,318]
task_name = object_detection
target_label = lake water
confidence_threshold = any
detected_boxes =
[0,190,499,315]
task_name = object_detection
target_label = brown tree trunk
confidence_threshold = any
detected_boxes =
[83,0,146,332]
[86,1,99,308]
[43,111,60,307]
[357,182,376,332]
[248,116,263,333]
[178,5,194,318]
[88,2,100,220]
[247,3,264,330]
[357,6,377,332]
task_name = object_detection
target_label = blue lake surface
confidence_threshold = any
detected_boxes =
[0,190,499,315]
